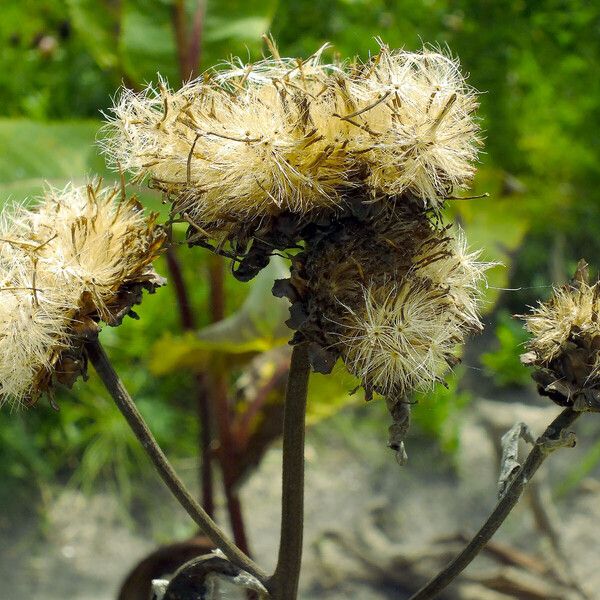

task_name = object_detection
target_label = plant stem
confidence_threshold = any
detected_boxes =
[171,0,204,81]
[409,406,580,600]
[187,0,205,78]
[195,375,215,518]
[85,338,267,583]
[165,246,196,330]
[268,343,311,600]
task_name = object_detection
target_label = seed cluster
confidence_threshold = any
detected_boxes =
[0,182,165,406]
[521,261,600,411]
[102,44,479,244]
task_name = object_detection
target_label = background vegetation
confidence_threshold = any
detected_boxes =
[1,0,599,531]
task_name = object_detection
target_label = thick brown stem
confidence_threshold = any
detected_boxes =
[195,374,215,518]
[187,0,205,78]
[409,407,580,600]
[171,0,204,81]
[85,338,267,583]
[267,343,311,600]
[205,254,254,550]
[165,246,196,330]
[208,254,225,322]
[170,0,191,80]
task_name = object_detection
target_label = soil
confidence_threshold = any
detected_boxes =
[2,398,600,600]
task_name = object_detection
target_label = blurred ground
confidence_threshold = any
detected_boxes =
[2,398,600,600]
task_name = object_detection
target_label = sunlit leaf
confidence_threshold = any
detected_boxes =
[446,167,529,311]
[306,363,363,426]
[66,0,121,70]
[149,257,291,375]
[121,0,179,85]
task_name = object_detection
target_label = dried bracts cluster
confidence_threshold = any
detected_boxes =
[103,42,486,451]
[273,203,488,398]
[0,181,165,407]
[521,261,600,412]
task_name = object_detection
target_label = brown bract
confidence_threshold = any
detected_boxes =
[272,199,488,400]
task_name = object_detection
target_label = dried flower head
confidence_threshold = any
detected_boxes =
[101,42,480,256]
[0,181,166,407]
[274,205,489,399]
[521,261,600,411]
[101,53,349,240]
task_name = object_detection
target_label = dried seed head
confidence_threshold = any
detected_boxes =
[101,57,352,240]
[0,181,166,407]
[521,261,600,410]
[274,206,490,399]
[340,281,463,395]
[101,43,480,247]
[349,46,480,204]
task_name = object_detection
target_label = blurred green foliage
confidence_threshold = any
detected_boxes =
[412,370,472,455]
[480,311,532,388]
[1,0,600,516]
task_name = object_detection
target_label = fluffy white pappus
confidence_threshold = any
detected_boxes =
[213,42,341,92]
[524,282,600,372]
[0,181,165,407]
[345,47,480,205]
[101,43,481,233]
[103,71,351,226]
[99,78,206,181]
[0,275,69,407]
[339,281,465,396]
[414,226,492,330]
[178,86,349,221]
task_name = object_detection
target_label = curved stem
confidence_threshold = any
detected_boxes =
[409,406,580,600]
[267,343,311,600]
[85,338,267,584]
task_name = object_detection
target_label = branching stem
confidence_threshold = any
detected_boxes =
[267,343,311,600]
[85,338,267,584]
[409,406,580,600]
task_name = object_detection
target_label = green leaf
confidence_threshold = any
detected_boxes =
[412,369,472,455]
[445,167,530,311]
[480,310,531,388]
[66,0,122,70]
[120,0,179,85]
[306,363,362,426]
[0,118,107,204]
[202,0,278,65]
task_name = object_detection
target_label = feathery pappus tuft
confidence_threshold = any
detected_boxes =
[339,281,463,395]
[101,42,481,248]
[521,261,600,410]
[337,230,490,397]
[0,181,166,407]
[347,46,480,205]
[101,56,352,237]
